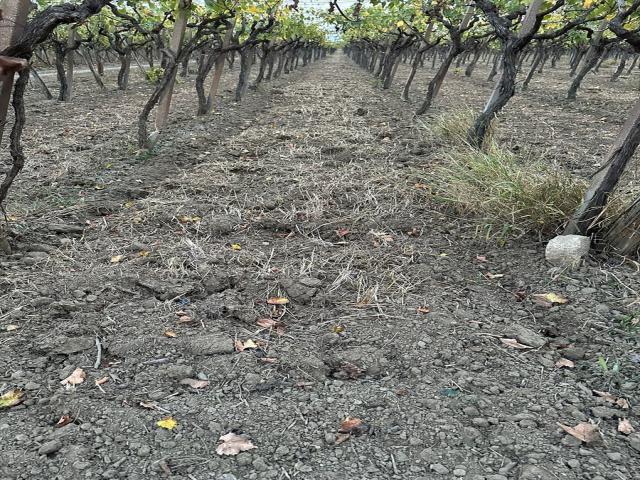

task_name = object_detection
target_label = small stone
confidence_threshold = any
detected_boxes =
[606,452,622,461]
[430,464,450,475]
[472,418,490,427]
[561,347,586,360]
[545,235,590,267]
[38,440,62,455]
[453,468,466,477]
[628,434,640,452]
[252,457,268,471]
[519,465,555,479]
[137,445,151,457]
[505,325,546,348]
[567,459,580,469]
[591,406,621,419]
[463,406,480,416]
[24,381,41,390]
[236,453,252,466]
[183,334,233,355]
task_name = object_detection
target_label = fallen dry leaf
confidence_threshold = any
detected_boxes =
[177,315,193,324]
[216,432,256,456]
[339,417,366,435]
[618,418,634,435]
[110,255,124,264]
[416,306,431,314]
[532,292,569,307]
[95,377,109,386]
[164,329,178,338]
[6,324,18,332]
[230,243,241,251]
[335,433,351,445]
[256,318,278,328]
[486,273,504,279]
[555,358,575,368]
[180,378,209,389]
[157,417,177,430]
[336,228,350,238]
[61,368,86,386]
[55,415,73,428]
[235,339,258,352]
[500,338,533,350]
[267,297,289,305]
[0,389,24,409]
[558,422,600,443]
[593,390,630,409]
[476,255,488,262]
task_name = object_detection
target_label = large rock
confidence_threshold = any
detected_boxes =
[545,235,590,267]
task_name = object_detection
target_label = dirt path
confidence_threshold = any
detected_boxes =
[0,54,639,480]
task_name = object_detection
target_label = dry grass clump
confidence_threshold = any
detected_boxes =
[428,143,588,239]
[427,107,496,146]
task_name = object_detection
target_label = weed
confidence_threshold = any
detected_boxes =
[428,107,495,146]
[145,67,165,85]
[427,143,587,240]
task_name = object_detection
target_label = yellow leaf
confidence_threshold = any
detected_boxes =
[6,324,19,332]
[164,329,177,338]
[0,389,24,409]
[138,250,151,257]
[231,243,241,251]
[94,184,105,190]
[243,339,258,349]
[544,293,568,304]
[157,417,177,430]
[110,255,124,264]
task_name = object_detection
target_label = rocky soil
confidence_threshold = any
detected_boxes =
[0,53,639,480]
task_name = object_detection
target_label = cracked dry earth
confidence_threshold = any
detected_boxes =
[0,53,639,480]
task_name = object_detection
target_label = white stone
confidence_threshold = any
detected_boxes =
[545,235,591,266]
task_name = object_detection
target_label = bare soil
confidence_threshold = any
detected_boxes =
[0,53,639,480]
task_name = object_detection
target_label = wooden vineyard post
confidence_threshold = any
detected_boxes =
[155,0,191,130]
[207,17,235,113]
[63,26,77,101]
[565,99,640,237]
[0,0,31,145]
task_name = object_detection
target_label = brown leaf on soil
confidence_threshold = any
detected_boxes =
[335,432,351,445]
[336,228,350,238]
[110,255,124,264]
[338,362,364,379]
[558,422,600,443]
[55,415,73,428]
[95,376,109,386]
[61,368,86,386]
[500,338,533,350]
[177,315,193,324]
[140,401,158,410]
[338,417,368,436]
[476,255,488,262]
[180,378,209,389]
[0,389,24,409]
[256,318,278,328]
[618,418,634,435]
[593,390,630,409]
[416,306,431,314]
[216,432,256,456]
[164,329,177,338]
[555,358,575,368]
